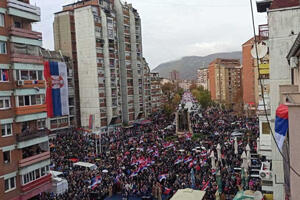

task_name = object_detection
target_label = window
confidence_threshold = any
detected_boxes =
[16,70,43,81]
[0,41,6,54]
[18,95,45,107]
[3,151,10,164]
[0,14,4,27]
[37,119,45,130]
[0,69,9,82]
[14,21,22,28]
[4,177,16,192]
[1,123,12,137]
[0,97,11,110]
[22,165,49,185]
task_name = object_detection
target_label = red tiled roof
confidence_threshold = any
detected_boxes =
[270,0,300,9]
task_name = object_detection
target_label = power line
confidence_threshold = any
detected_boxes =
[249,0,300,177]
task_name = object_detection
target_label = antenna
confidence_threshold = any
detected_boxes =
[251,41,268,59]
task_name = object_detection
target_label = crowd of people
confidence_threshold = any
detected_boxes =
[42,92,262,200]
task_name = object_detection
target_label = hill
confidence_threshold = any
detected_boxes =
[152,51,242,80]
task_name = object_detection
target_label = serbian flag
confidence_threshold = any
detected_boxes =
[201,180,210,191]
[158,174,168,182]
[275,104,288,151]
[89,176,102,189]
[44,61,69,117]
[1,69,8,81]
[164,187,172,195]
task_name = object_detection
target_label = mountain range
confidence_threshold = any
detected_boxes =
[152,51,242,80]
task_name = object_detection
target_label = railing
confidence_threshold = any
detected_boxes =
[15,104,47,115]
[16,129,48,142]
[8,0,41,16]
[9,27,42,40]
[19,151,50,168]
[259,24,269,40]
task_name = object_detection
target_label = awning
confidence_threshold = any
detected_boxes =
[171,188,206,200]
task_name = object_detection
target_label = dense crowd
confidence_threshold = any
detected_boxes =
[42,93,261,200]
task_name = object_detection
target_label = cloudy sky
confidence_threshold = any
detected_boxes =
[31,0,266,69]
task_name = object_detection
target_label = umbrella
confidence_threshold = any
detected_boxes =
[179,149,185,152]
[102,169,108,173]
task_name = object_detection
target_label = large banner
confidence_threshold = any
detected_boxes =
[44,61,69,117]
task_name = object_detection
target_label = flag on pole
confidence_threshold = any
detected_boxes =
[89,176,102,189]
[44,61,69,117]
[275,104,288,151]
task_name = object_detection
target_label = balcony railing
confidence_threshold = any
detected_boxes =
[16,129,48,142]
[19,151,50,168]
[259,24,269,40]
[9,27,42,40]
[15,104,47,115]
[8,0,41,22]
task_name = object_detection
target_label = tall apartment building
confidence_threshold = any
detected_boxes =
[41,49,77,132]
[150,72,163,112]
[257,0,300,198]
[142,58,152,117]
[54,0,150,130]
[0,0,51,199]
[197,68,209,90]
[208,58,242,111]
[170,70,180,81]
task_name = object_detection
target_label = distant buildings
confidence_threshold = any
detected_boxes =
[208,58,242,111]
[0,0,51,199]
[197,68,209,90]
[178,80,193,91]
[169,70,180,81]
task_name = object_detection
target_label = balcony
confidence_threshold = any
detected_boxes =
[7,0,41,22]
[9,27,42,40]
[21,174,51,194]
[16,129,47,143]
[19,151,50,168]
[15,104,47,115]
[15,80,45,89]
[259,24,269,40]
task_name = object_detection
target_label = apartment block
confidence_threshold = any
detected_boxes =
[41,49,77,132]
[208,58,242,111]
[142,58,152,117]
[197,68,209,90]
[150,72,163,112]
[0,0,51,199]
[54,0,150,130]
[257,0,300,198]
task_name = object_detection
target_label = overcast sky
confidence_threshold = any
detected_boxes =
[31,0,266,69]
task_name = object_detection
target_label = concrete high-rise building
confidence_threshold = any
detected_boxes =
[54,0,151,130]
[150,72,163,112]
[197,68,209,90]
[208,58,242,111]
[0,0,51,199]
[257,0,300,198]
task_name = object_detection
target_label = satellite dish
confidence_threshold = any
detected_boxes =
[251,42,268,59]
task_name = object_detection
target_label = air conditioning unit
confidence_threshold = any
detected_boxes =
[17,80,24,86]
[259,170,272,180]
[259,161,272,181]
[290,56,299,68]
